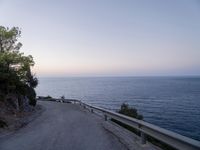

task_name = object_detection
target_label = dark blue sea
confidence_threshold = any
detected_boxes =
[36,77,200,141]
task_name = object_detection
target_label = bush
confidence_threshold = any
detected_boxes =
[111,103,143,136]
[60,95,65,99]
[118,103,143,120]
[43,95,52,99]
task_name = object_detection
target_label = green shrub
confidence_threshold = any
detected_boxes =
[60,95,65,99]
[43,95,52,99]
[118,103,143,120]
[111,103,143,136]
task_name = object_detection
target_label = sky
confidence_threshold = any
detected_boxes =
[0,0,200,77]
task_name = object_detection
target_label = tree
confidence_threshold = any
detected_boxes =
[0,26,38,107]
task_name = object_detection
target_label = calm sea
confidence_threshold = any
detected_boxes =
[36,77,200,141]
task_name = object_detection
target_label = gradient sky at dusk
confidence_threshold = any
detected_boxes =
[1,0,200,76]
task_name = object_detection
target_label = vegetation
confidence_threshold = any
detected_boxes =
[0,26,38,108]
[118,103,143,120]
[60,95,65,99]
[111,103,143,137]
[44,95,52,99]
[112,103,176,150]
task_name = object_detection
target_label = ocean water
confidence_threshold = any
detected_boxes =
[36,77,200,141]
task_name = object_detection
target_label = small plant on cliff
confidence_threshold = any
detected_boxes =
[45,95,52,99]
[60,95,65,99]
[118,103,143,120]
[111,103,143,136]
[0,26,38,107]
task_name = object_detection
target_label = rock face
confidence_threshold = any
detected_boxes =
[0,93,32,129]
[5,94,19,113]
[2,94,31,113]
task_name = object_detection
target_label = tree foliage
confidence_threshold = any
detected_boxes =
[0,26,38,106]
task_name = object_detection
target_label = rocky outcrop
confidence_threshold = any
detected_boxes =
[0,93,32,129]
[3,94,31,113]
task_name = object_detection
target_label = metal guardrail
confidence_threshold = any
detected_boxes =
[69,100,200,150]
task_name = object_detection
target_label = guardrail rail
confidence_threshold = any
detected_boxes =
[70,100,200,150]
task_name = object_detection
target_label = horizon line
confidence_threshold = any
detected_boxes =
[37,75,200,78]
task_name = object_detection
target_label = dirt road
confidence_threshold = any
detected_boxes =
[0,101,126,150]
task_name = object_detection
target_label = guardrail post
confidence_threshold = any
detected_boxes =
[141,132,147,145]
[104,114,107,121]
